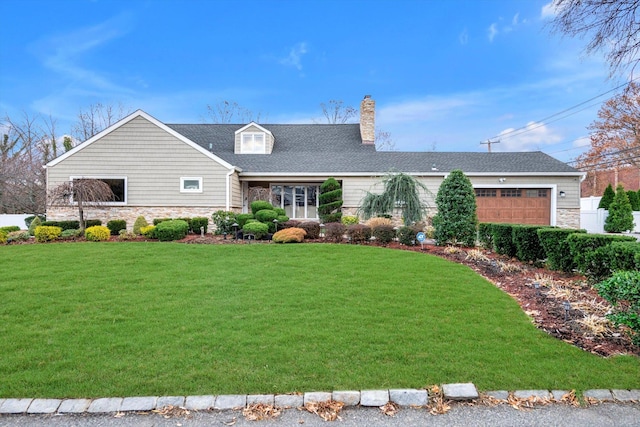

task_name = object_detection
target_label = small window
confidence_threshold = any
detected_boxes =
[501,189,521,198]
[180,177,202,193]
[526,189,548,198]
[241,133,266,154]
[475,189,497,197]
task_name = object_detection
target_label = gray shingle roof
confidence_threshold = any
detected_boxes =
[167,123,580,175]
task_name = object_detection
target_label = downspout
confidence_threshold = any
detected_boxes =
[226,169,234,211]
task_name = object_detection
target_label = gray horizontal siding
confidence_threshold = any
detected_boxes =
[47,116,231,207]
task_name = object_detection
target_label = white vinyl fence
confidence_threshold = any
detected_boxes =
[580,197,640,234]
[0,214,31,229]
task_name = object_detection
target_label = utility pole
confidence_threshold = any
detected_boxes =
[481,139,500,153]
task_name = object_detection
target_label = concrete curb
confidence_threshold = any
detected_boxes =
[1,385,638,415]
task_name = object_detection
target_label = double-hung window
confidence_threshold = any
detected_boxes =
[241,133,266,154]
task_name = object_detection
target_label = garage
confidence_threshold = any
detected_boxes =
[475,188,551,225]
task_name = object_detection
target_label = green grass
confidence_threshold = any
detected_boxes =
[0,243,638,398]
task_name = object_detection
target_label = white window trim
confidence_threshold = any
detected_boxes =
[241,133,266,154]
[270,183,320,220]
[68,176,128,205]
[180,177,203,193]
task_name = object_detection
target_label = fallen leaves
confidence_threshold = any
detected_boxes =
[427,384,452,415]
[242,403,281,421]
[303,400,344,421]
[152,405,192,419]
[379,401,399,416]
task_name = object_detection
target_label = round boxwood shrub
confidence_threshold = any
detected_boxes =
[34,225,62,242]
[397,225,420,246]
[324,222,345,242]
[372,224,396,245]
[133,216,149,235]
[85,225,111,242]
[242,221,269,239]
[106,219,127,236]
[341,215,359,226]
[236,213,255,228]
[273,227,306,243]
[191,217,209,234]
[347,224,372,244]
[155,219,189,241]
[255,209,278,223]
[251,200,274,214]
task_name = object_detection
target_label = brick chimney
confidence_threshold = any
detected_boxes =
[360,95,375,145]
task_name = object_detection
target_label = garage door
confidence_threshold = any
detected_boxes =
[475,188,550,225]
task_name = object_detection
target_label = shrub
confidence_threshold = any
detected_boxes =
[537,228,586,272]
[28,216,42,236]
[106,219,127,235]
[397,225,420,246]
[299,221,321,239]
[590,242,640,282]
[0,230,6,245]
[211,210,237,234]
[85,225,111,242]
[7,230,30,242]
[324,222,345,242]
[372,224,396,245]
[282,219,301,229]
[273,227,306,243]
[140,225,156,238]
[24,215,45,228]
[153,218,172,226]
[478,223,495,250]
[366,217,392,228]
[433,169,478,247]
[60,229,82,239]
[627,190,640,211]
[133,216,149,235]
[177,217,193,231]
[250,200,274,214]
[1,226,20,233]
[599,184,615,209]
[236,213,254,228]
[117,229,137,240]
[341,215,359,226]
[594,270,640,345]
[567,233,637,278]
[274,207,286,216]
[346,224,372,244]
[155,220,189,241]
[34,225,62,242]
[191,217,210,234]
[319,177,343,223]
[255,209,278,224]
[492,223,517,257]
[277,215,289,224]
[85,219,102,228]
[42,220,79,231]
[512,225,549,262]
[604,184,634,233]
[242,221,269,239]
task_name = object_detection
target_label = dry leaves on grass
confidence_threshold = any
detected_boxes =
[152,405,192,419]
[243,403,281,421]
[303,400,344,421]
[380,401,399,416]
[557,390,580,407]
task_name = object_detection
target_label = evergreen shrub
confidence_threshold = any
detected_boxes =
[299,221,320,239]
[627,190,640,211]
[106,220,127,235]
[319,177,343,223]
[1,226,20,233]
[236,213,254,228]
[28,216,42,236]
[341,215,359,226]
[7,230,30,242]
[433,169,477,246]
[0,230,7,244]
[250,200,274,214]
[85,225,111,242]
[346,224,371,244]
[492,223,517,257]
[604,184,634,233]
[133,216,149,235]
[153,218,172,226]
[598,184,615,209]
[191,217,209,234]
[272,227,306,243]
[567,233,637,278]
[34,225,62,242]
[478,223,496,250]
[397,225,420,246]
[537,228,586,272]
[512,225,549,262]
[140,225,156,238]
[595,270,640,345]
[372,224,396,245]
[590,242,640,282]
[155,220,189,241]
[242,221,269,239]
[324,222,345,242]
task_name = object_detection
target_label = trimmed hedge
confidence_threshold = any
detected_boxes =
[567,233,637,279]
[372,224,396,245]
[85,225,111,242]
[477,223,495,250]
[42,220,101,230]
[250,200,274,214]
[397,225,420,246]
[346,224,372,244]
[155,220,189,241]
[299,221,321,239]
[492,223,517,257]
[1,226,20,233]
[191,217,209,234]
[153,218,172,226]
[106,220,127,236]
[242,221,269,240]
[537,228,586,272]
[236,213,254,228]
[324,222,345,242]
[34,225,62,242]
[512,225,550,262]
[595,270,640,345]
[255,209,278,224]
[590,242,640,282]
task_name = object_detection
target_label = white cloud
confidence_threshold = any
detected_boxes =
[541,2,557,19]
[494,121,563,152]
[512,12,520,26]
[487,23,498,42]
[279,42,308,71]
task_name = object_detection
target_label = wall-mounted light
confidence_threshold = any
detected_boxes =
[559,191,566,198]
[498,178,506,183]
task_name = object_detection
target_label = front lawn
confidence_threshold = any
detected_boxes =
[0,243,638,398]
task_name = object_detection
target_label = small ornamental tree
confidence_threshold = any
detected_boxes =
[598,184,615,209]
[604,184,635,233]
[48,179,115,230]
[627,190,640,211]
[432,169,478,247]
[319,177,343,223]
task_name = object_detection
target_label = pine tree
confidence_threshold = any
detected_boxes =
[604,184,634,233]
[318,177,343,223]
[432,170,478,247]
[626,190,640,211]
[598,184,615,209]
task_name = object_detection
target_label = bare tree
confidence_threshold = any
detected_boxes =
[375,130,396,151]
[48,179,115,230]
[548,0,640,76]
[317,100,358,124]
[71,103,129,142]
[204,101,263,123]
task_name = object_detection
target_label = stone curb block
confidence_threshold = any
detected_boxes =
[0,399,33,414]
[156,396,185,408]
[443,383,479,401]
[87,398,122,413]
[120,396,157,412]
[58,399,92,413]
[611,390,640,402]
[184,395,215,410]
[513,390,552,400]
[214,395,246,410]
[389,389,428,406]
[332,391,360,406]
[360,390,389,407]
[247,394,275,406]
[304,392,332,405]
[27,399,61,414]
[274,394,303,408]
[584,389,614,401]
[485,391,509,401]
[551,390,571,401]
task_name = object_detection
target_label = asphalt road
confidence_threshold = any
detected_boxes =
[1,403,639,427]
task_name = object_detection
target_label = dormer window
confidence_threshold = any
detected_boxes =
[235,122,274,154]
[241,133,266,154]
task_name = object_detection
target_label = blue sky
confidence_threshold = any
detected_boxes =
[0,0,630,163]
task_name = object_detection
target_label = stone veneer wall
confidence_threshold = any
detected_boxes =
[47,206,240,232]
[557,208,580,229]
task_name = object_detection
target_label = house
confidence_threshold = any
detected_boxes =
[45,96,585,229]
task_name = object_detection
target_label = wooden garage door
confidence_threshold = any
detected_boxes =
[475,188,550,225]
